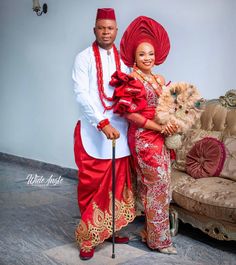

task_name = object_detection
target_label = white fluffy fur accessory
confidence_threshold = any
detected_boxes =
[155,82,205,149]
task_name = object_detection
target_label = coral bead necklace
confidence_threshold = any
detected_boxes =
[92,41,121,111]
[133,65,163,96]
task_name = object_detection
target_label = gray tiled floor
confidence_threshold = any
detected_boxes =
[0,160,235,265]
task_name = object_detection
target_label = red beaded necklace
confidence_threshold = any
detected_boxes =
[133,65,163,96]
[92,41,121,111]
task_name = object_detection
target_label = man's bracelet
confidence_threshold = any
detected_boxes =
[97,119,110,131]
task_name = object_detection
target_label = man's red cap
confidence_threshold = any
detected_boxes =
[120,16,170,67]
[96,8,116,21]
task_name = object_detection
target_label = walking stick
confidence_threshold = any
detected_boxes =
[111,139,116,259]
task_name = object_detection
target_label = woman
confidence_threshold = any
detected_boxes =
[110,16,178,254]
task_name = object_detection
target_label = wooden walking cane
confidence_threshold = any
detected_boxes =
[111,139,116,259]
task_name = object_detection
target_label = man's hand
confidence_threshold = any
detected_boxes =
[101,124,120,140]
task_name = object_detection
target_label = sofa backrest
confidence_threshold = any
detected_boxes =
[200,90,236,137]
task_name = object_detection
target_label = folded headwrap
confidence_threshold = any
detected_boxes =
[120,16,170,67]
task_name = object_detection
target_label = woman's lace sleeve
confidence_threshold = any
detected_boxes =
[124,113,147,128]
[110,70,149,127]
[110,70,147,115]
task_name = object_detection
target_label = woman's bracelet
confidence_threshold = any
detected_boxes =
[160,125,165,134]
[97,119,110,131]
[161,123,171,134]
[161,122,177,135]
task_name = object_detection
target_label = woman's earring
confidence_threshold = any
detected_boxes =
[133,62,136,68]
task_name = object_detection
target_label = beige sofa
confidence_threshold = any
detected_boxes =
[170,90,236,241]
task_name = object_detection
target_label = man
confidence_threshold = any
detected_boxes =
[72,8,136,260]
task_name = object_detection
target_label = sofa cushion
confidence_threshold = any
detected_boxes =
[172,173,236,223]
[186,137,226,179]
[220,136,236,182]
[171,168,196,192]
[173,129,223,172]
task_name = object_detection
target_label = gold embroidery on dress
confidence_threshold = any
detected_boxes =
[75,185,135,251]
[93,204,105,228]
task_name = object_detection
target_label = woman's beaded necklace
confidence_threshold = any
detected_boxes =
[133,65,163,96]
[92,41,121,111]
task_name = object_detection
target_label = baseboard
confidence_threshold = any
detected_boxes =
[0,152,77,180]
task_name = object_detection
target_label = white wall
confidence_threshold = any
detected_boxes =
[0,0,235,168]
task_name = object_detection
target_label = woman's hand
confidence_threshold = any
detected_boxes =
[161,122,178,136]
[101,124,120,140]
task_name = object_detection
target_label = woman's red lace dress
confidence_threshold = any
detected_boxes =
[111,71,172,249]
